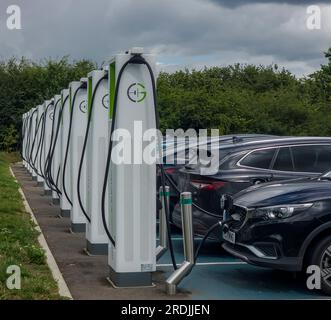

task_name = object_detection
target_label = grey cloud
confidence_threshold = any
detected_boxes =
[0,0,329,77]
[208,0,331,8]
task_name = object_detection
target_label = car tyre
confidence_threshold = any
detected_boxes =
[308,235,331,295]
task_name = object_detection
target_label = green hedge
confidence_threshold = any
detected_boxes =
[0,49,330,151]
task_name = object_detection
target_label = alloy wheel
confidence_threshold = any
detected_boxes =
[321,244,331,289]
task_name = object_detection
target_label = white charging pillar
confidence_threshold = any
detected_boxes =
[36,104,45,186]
[27,109,34,174]
[51,95,62,204]
[22,112,27,168]
[43,99,54,196]
[60,89,72,217]
[107,49,157,287]
[85,68,110,255]
[69,78,88,232]
[31,107,38,179]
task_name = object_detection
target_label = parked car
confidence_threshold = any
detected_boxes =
[173,137,331,239]
[221,171,331,295]
[158,134,275,219]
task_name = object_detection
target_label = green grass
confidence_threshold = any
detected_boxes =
[0,152,62,300]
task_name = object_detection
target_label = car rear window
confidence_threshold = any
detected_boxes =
[273,147,294,171]
[240,148,276,169]
[291,145,331,173]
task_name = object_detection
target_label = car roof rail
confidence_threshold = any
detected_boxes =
[232,136,243,144]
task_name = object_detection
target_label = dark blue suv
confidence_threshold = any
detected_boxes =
[222,171,331,295]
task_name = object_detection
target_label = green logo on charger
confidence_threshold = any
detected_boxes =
[127,83,147,103]
[102,94,109,109]
[79,100,87,113]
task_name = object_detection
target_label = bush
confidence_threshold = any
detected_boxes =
[0,49,331,150]
[0,125,18,152]
[0,57,96,151]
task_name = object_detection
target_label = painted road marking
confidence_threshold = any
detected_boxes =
[157,261,247,267]
[156,237,183,241]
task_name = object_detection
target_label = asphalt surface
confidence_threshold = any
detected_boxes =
[12,163,330,300]
[13,164,185,300]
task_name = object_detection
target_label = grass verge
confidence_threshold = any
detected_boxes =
[0,152,61,299]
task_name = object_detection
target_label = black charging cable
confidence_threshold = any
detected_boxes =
[28,109,39,171]
[194,219,233,263]
[44,99,61,193]
[32,112,46,177]
[77,74,108,223]
[45,97,67,195]
[38,112,47,178]
[20,116,28,162]
[39,101,54,179]
[62,85,85,206]
[23,115,31,162]
[24,114,32,165]
[25,111,35,167]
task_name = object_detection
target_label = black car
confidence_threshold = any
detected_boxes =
[159,134,275,215]
[221,172,331,295]
[173,137,331,239]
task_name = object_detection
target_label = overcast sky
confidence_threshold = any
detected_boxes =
[0,0,330,77]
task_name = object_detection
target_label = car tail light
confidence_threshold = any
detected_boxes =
[165,168,176,174]
[190,180,227,191]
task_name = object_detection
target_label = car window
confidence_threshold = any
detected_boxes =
[240,148,276,169]
[273,147,294,171]
[291,145,331,173]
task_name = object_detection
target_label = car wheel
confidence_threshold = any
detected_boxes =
[308,235,331,295]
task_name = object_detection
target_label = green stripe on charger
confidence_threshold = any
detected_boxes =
[181,198,192,205]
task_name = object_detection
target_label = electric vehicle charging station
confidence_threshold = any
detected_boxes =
[27,109,33,175]
[35,104,45,186]
[18,48,197,296]
[29,108,37,175]
[105,48,158,287]
[32,104,42,179]
[67,78,88,232]
[21,113,25,166]
[26,109,34,174]
[42,99,54,196]
[27,108,33,174]
[23,111,29,169]
[22,112,28,168]
[60,89,72,217]
[82,68,110,254]
[50,94,62,204]
[30,107,38,179]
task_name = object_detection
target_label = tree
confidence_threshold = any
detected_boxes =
[0,57,96,151]
[308,48,331,105]
[157,48,331,136]
[1,48,331,151]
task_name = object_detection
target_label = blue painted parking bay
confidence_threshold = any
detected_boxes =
[157,224,329,300]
